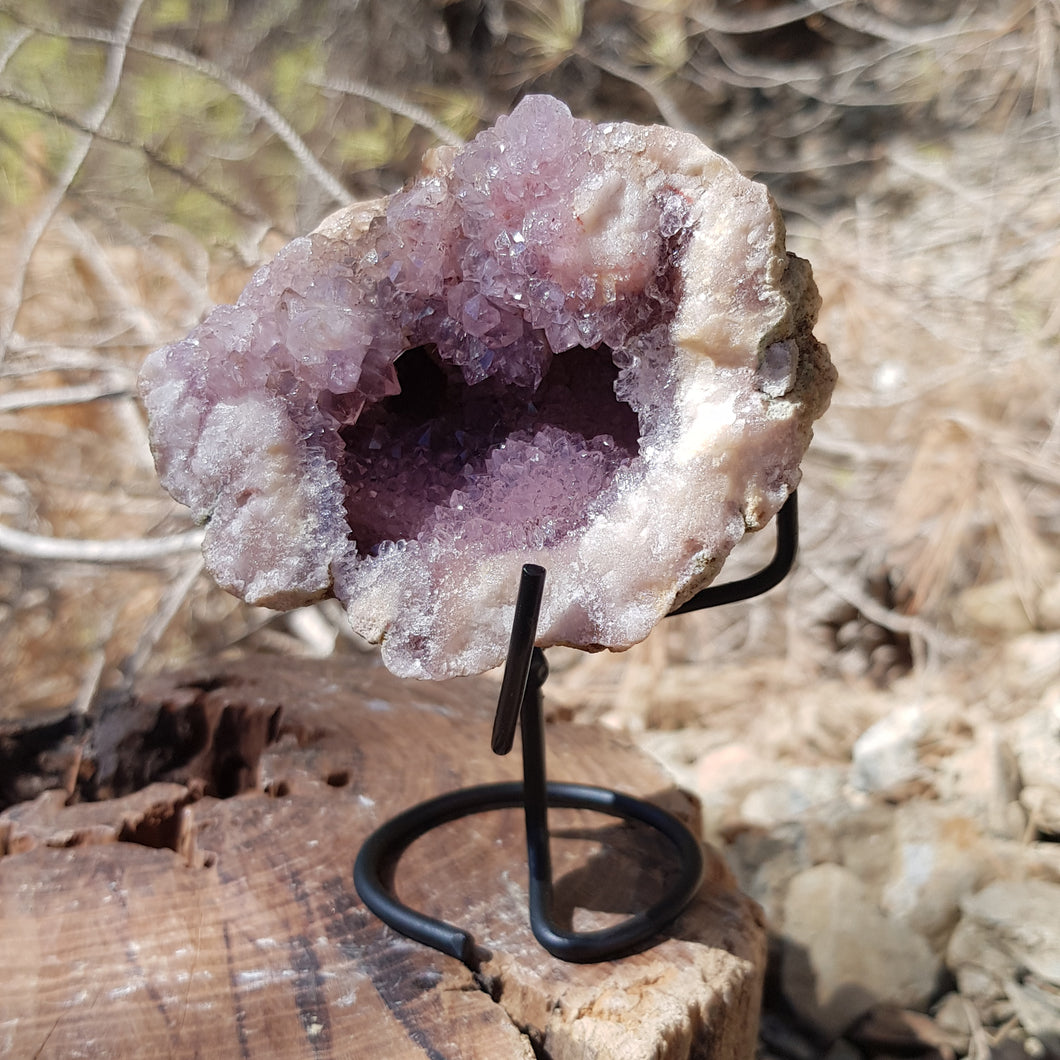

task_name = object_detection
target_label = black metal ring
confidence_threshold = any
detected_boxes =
[354,780,705,965]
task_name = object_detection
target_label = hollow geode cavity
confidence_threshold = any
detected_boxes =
[140,95,835,679]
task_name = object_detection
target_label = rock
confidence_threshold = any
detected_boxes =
[847,1003,960,1060]
[1039,577,1060,629]
[724,821,817,927]
[693,742,777,833]
[947,878,1060,1046]
[1005,977,1060,1053]
[1003,633,1060,696]
[935,724,1023,838]
[880,803,1003,951]
[780,863,941,1040]
[1022,786,1060,838]
[954,579,1035,636]
[851,705,926,794]
[738,765,847,831]
[932,991,973,1055]
[955,881,1060,988]
[139,94,835,680]
[948,911,1020,1012]
[724,803,897,928]
[1012,699,1060,790]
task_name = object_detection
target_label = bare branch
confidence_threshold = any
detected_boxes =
[56,216,163,346]
[806,0,1005,47]
[689,0,847,35]
[691,28,912,105]
[310,75,466,148]
[123,555,204,679]
[0,381,133,413]
[2,9,351,213]
[574,44,695,132]
[803,559,966,661]
[66,29,350,209]
[692,0,1017,46]
[1,340,141,375]
[0,85,280,233]
[0,523,204,563]
[0,0,146,363]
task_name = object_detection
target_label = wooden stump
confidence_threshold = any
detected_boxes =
[0,656,766,1059]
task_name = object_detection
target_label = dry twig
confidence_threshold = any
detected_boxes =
[0,382,132,413]
[0,0,146,362]
[0,523,204,564]
[309,75,466,149]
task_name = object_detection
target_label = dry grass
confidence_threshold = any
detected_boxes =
[0,0,1057,729]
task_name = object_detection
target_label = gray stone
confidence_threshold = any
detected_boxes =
[1003,633,1060,696]
[831,804,902,900]
[932,991,972,1054]
[948,920,1008,1005]
[1013,698,1060,790]
[1021,785,1060,838]
[935,724,1023,837]
[851,705,926,794]
[954,578,1036,636]
[947,878,1060,1047]
[1006,977,1060,1052]
[725,821,816,927]
[739,765,847,830]
[690,741,777,834]
[958,880,1060,987]
[780,863,942,1040]
[880,802,1001,951]
[1039,577,1060,629]
[724,803,896,928]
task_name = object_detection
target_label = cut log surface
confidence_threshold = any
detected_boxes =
[0,656,766,1059]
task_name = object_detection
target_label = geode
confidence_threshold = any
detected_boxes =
[140,95,835,679]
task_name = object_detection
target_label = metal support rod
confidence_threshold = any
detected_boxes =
[516,643,705,961]
[492,563,545,755]
[354,568,706,964]
[354,493,799,964]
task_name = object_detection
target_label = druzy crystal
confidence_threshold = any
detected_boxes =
[140,95,835,679]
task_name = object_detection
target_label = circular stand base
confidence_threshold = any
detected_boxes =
[354,780,706,965]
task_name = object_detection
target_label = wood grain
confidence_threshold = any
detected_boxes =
[0,655,765,1059]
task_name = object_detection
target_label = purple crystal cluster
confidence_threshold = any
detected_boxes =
[140,95,835,678]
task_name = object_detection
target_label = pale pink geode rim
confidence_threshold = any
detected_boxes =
[322,127,832,677]
[142,104,835,680]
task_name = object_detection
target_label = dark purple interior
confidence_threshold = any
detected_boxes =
[340,343,641,557]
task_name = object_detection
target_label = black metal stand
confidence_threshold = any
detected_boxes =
[354,491,798,965]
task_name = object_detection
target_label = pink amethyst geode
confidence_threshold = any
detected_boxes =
[140,95,835,679]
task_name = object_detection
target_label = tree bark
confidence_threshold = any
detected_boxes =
[0,655,765,1059]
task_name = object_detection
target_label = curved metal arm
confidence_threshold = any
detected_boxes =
[668,490,798,615]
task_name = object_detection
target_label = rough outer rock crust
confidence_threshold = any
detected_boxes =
[140,96,835,679]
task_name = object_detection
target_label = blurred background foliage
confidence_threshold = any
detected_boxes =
[0,0,1057,722]
[4,0,1049,248]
